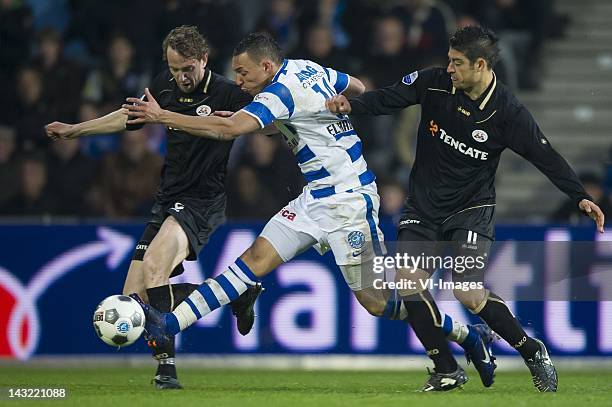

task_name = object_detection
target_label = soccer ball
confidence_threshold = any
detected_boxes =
[92,295,145,347]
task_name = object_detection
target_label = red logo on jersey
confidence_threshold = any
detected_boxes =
[429,120,439,136]
[281,209,296,221]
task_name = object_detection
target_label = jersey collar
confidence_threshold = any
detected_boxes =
[200,68,213,94]
[272,59,289,83]
[452,71,497,111]
[475,71,497,111]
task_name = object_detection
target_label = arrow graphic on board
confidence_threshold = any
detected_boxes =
[4,227,134,360]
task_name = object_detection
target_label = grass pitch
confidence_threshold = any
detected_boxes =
[1,367,611,406]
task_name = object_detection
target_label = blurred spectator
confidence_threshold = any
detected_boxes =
[255,0,301,54]
[65,0,163,68]
[33,28,85,122]
[290,23,353,72]
[226,165,280,220]
[0,126,21,209]
[26,0,69,31]
[550,172,611,225]
[0,0,33,70]
[82,33,149,113]
[391,0,456,66]
[358,15,418,180]
[0,0,33,124]
[362,15,416,88]
[241,135,304,205]
[14,66,50,151]
[378,179,406,225]
[340,0,382,61]
[191,0,244,73]
[47,139,97,216]
[298,0,350,49]
[1,150,59,217]
[88,128,162,218]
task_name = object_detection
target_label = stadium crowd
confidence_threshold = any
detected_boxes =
[2,0,607,222]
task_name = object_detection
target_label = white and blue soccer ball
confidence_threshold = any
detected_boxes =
[93,295,145,347]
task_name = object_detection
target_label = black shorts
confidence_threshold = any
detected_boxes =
[396,205,495,283]
[131,195,226,277]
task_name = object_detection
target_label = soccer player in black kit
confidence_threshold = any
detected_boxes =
[46,26,263,389]
[328,26,605,392]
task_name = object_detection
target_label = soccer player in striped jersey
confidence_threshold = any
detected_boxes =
[125,32,495,390]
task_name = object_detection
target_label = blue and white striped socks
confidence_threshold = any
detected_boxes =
[166,258,259,334]
[442,313,478,348]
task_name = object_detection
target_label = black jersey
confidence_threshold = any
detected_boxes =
[349,67,591,224]
[128,68,252,203]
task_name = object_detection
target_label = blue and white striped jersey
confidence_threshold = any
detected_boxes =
[241,59,375,198]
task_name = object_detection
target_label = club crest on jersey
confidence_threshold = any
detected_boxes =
[471,129,488,143]
[196,105,211,116]
[348,231,365,249]
[402,71,418,86]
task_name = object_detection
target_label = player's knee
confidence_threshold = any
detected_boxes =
[241,243,265,266]
[240,237,281,276]
[453,288,485,311]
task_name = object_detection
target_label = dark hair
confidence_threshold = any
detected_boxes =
[162,25,209,61]
[233,32,284,64]
[449,26,500,69]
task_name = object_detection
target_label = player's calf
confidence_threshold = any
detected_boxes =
[352,287,387,317]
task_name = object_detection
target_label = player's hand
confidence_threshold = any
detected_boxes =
[213,110,235,118]
[579,199,605,233]
[45,121,78,140]
[326,95,352,114]
[123,88,163,125]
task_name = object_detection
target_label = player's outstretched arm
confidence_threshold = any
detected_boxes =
[45,108,128,140]
[508,107,605,232]
[578,199,605,233]
[214,111,278,136]
[124,88,260,140]
[342,76,366,98]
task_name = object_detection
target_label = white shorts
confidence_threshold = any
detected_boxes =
[260,183,386,289]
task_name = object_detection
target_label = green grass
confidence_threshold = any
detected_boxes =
[0,367,611,406]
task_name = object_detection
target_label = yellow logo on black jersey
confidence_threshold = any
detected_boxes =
[457,106,471,116]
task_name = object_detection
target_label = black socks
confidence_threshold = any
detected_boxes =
[403,290,458,373]
[477,292,540,360]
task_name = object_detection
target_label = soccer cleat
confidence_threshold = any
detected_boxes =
[464,324,497,387]
[129,293,171,346]
[230,283,264,336]
[152,375,183,390]
[525,339,558,392]
[421,366,468,392]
